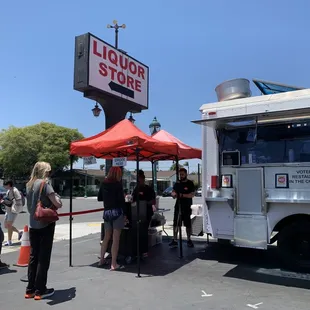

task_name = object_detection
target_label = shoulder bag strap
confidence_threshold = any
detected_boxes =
[37,181,46,203]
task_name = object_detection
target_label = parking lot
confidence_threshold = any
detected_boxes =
[1,197,310,309]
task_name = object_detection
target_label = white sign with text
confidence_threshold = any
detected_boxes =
[112,157,127,167]
[265,167,310,189]
[88,35,149,108]
[83,156,97,166]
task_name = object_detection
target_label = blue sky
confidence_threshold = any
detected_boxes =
[1,0,310,172]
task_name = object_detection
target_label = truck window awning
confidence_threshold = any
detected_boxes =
[253,79,304,95]
[193,112,310,127]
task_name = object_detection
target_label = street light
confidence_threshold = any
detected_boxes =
[149,117,161,135]
[92,102,102,117]
[107,20,126,49]
[128,112,135,123]
[149,117,161,195]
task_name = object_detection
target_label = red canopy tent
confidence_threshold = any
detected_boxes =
[70,119,178,161]
[152,129,201,160]
[151,129,201,258]
[69,119,179,277]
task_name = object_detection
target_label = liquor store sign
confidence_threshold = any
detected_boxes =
[89,35,149,108]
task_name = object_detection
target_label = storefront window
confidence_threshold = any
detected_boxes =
[219,121,310,164]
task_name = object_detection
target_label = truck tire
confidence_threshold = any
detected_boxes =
[277,220,310,271]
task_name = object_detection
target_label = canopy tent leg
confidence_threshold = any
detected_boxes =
[151,161,155,192]
[135,148,141,278]
[69,155,74,267]
[176,158,183,258]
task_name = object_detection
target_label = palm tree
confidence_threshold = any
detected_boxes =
[170,162,183,171]
[183,161,189,173]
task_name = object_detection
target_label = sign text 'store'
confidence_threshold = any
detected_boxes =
[92,40,145,93]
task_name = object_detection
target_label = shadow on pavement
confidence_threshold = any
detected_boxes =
[47,287,76,306]
[0,267,17,275]
[89,237,204,277]
[197,242,310,290]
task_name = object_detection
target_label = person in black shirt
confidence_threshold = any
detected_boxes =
[132,170,156,257]
[169,168,195,248]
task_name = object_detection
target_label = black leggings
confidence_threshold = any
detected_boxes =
[27,223,55,294]
[0,226,4,256]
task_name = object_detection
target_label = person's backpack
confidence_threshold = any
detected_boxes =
[20,191,26,207]
[12,188,25,213]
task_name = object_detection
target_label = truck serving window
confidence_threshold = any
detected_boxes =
[219,121,310,164]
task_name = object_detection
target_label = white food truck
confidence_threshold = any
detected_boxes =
[194,78,310,271]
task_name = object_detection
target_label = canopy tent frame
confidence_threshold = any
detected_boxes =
[69,148,159,277]
[69,120,180,277]
[150,130,202,258]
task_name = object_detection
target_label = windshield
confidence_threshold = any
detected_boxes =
[219,121,310,164]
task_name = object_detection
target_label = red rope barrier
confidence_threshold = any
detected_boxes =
[58,208,104,217]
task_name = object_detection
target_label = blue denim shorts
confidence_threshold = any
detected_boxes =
[104,215,124,230]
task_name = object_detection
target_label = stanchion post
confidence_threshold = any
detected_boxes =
[135,148,141,278]
[176,158,183,258]
[151,160,155,192]
[69,155,74,267]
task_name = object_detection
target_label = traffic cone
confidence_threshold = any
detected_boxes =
[14,225,30,267]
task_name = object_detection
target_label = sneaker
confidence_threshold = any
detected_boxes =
[169,240,178,248]
[0,261,9,269]
[3,241,12,247]
[18,231,23,241]
[34,288,55,300]
[25,291,35,299]
[187,240,194,248]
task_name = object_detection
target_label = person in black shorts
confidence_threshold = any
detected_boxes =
[169,168,195,248]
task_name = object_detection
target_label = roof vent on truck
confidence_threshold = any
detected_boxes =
[215,78,251,102]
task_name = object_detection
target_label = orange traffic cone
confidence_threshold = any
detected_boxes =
[14,225,30,267]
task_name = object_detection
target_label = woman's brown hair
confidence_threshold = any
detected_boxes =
[106,166,122,182]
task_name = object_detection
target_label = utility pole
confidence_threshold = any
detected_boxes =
[107,20,126,50]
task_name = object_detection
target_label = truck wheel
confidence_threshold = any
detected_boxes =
[277,221,310,271]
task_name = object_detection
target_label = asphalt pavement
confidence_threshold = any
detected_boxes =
[1,233,310,309]
[1,196,310,309]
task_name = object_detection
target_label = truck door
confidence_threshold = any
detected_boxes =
[235,168,268,249]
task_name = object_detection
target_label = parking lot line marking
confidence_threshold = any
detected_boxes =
[247,302,263,309]
[201,290,213,297]
[87,223,101,227]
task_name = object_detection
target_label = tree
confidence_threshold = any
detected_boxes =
[170,162,183,171]
[183,161,190,173]
[0,122,84,179]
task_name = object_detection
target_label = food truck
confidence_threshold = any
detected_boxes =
[194,78,310,271]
